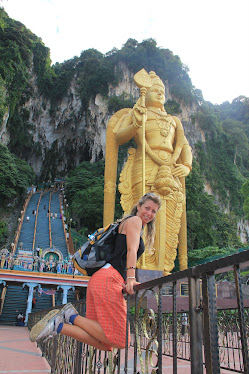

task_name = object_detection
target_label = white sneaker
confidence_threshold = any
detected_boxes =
[60,303,78,324]
[30,304,78,342]
[30,309,62,342]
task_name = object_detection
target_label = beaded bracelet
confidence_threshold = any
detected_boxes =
[127,266,136,270]
[127,277,136,280]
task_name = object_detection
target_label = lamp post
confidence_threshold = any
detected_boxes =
[70,218,72,230]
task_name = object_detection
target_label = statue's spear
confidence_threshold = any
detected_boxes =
[134,69,152,270]
[134,69,152,196]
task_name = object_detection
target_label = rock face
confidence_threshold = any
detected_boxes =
[25,73,90,176]
[237,219,249,243]
[0,110,10,145]
[0,64,205,178]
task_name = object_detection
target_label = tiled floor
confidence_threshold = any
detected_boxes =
[0,326,51,373]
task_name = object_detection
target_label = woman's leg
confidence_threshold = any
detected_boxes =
[61,316,124,350]
[60,323,110,351]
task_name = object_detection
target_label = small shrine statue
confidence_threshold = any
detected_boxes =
[104,69,192,275]
[56,261,62,274]
[33,256,38,271]
[39,260,45,272]
[7,255,13,269]
[0,254,6,269]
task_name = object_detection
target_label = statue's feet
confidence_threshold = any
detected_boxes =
[163,271,172,276]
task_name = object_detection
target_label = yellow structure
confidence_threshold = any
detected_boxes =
[104,69,192,275]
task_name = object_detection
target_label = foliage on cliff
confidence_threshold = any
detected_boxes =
[0,8,36,120]
[109,38,202,106]
[193,97,249,216]
[64,161,123,234]
[0,143,34,204]
[186,159,241,250]
[0,9,200,130]
[241,179,249,220]
[0,8,46,156]
[0,143,34,245]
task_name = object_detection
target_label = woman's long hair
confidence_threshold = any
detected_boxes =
[119,193,161,248]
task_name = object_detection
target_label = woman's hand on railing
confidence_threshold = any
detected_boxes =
[123,278,141,295]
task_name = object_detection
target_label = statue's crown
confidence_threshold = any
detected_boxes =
[149,71,165,88]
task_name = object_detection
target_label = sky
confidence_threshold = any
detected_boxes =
[1,0,249,105]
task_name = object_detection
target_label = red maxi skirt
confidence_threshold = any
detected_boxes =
[86,266,130,351]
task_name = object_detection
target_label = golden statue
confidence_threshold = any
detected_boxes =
[104,69,192,275]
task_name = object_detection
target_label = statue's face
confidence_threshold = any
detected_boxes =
[146,84,165,108]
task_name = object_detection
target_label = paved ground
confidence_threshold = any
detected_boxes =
[0,326,51,374]
[0,327,192,373]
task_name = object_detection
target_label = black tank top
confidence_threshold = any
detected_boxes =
[109,233,145,280]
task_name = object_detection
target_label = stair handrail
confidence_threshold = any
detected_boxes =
[59,193,70,253]
[32,192,43,251]
[49,192,53,248]
[13,190,33,256]
[0,283,7,315]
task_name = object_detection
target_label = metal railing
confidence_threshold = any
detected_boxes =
[28,249,249,374]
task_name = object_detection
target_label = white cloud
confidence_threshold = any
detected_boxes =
[2,0,249,104]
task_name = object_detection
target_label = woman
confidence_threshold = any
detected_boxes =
[30,193,161,351]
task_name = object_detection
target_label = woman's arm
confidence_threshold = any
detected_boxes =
[123,216,142,294]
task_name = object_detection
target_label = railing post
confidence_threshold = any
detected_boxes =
[124,294,130,374]
[202,273,220,374]
[74,341,82,374]
[234,265,249,373]
[133,292,138,374]
[51,336,58,371]
[188,276,203,373]
[157,285,163,374]
[172,281,177,374]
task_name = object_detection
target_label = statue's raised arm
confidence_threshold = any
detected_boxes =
[104,70,192,275]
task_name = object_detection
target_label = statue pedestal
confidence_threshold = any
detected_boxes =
[137,269,164,283]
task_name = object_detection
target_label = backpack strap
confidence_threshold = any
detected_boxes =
[119,216,144,236]
[119,216,132,234]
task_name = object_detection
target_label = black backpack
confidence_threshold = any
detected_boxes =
[72,222,120,276]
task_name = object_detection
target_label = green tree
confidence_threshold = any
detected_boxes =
[222,119,249,169]
[65,161,105,232]
[0,143,34,204]
[71,186,104,232]
[65,160,124,234]
[188,246,237,267]
[0,220,8,247]
[0,75,7,124]
[186,160,240,251]
[218,96,249,126]
[77,49,116,109]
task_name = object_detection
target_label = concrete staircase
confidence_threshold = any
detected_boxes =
[0,284,28,325]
